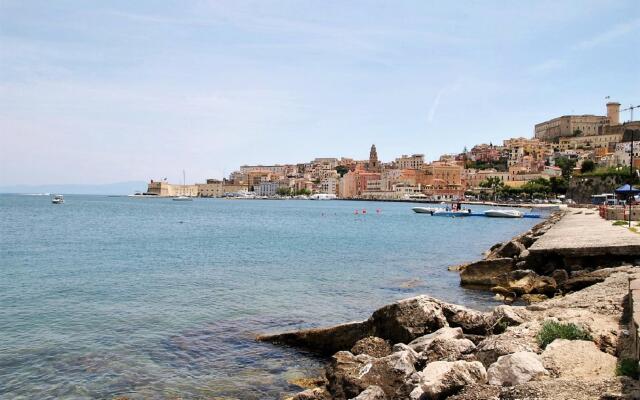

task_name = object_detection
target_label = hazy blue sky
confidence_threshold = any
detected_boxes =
[1,1,638,185]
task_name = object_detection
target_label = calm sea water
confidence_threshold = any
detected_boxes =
[0,195,542,399]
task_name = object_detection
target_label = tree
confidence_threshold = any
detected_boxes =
[276,187,291,196]
[580,160,595,174]
[554,157,577,179]
[549,177,568,194]
[335,165,349,177]
[479,176,505,190]
[572,129,583,137]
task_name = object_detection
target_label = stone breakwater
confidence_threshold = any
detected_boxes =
[258,212,640,399]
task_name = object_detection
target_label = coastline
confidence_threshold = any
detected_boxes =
[259,210,640,399]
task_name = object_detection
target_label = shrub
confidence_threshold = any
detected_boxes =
[616,358,639,379]
[536,321,592,349]
[613,220,629,226]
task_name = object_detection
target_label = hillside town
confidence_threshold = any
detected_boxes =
[147,101,640,202]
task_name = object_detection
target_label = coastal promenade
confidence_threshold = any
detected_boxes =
[529,211,640,257]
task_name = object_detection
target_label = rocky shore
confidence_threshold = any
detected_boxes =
[258,211,640,399]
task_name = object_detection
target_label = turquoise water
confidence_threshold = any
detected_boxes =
[0,195,542,399]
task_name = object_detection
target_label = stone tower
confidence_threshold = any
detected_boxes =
[369,144,379,170]
[607,102,621,125]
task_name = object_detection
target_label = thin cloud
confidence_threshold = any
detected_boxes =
[575,18,640,49]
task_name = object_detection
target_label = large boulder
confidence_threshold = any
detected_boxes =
[474,321,541,367]
[408,327,463,353]
[370,296,448,344]
[421,337,476,363]
[486,351,548,386]
[350,385,387,400]
[257,320,373,355]
[541,339,616,379]
[409,360,487,400]
[497,240,526,259]
[460,258,514,286]
[495,270,557,296]
[351,337,392,358]
[326,350,417,400]
[439,303,491,335]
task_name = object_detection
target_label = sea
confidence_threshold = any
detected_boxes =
[0,194,543,399]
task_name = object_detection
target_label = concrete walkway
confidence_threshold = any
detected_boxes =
[529,211,640,257]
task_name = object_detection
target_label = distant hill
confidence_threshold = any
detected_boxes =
[0,181,148,195]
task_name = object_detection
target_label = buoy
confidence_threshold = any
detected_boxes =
[354,210,359,215]
[376,209,381,214]
[362,209,367,214]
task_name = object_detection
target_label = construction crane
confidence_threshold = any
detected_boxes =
[621,104,640,122]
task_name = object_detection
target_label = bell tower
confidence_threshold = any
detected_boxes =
[369,144,379,170]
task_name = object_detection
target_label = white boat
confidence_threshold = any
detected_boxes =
[51,194,64,204]
[432,209,472,217]
[172,170,194,201]
[484,209,523,218]
[412,206,443,214]
[172,196,193,202]
[309,193,337,200]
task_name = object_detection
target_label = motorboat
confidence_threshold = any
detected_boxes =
[432,209,472,217]
[309,193,337,200]
[172,196,193,202]
[51,194,64,204]
[412,206,443,214]
[484,209,523,218]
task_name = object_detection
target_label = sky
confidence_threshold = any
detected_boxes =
[1,1,639,185]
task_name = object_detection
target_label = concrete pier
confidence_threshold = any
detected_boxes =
[529,211,640,257]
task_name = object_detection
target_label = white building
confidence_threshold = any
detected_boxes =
[319,177,338,195]
[254,181,280,197]
[615,141,640,166]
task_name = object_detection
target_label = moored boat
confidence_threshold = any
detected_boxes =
[412,206,443,214]
[172,196,193,202]
[432,209,472,217]
[484,209,523,218]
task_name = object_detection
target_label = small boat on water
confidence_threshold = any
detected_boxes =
[51,194,64,204]
[432,209,472,217]
[484,209,523,218]
[412,206,443,214]
[172,196,193,202]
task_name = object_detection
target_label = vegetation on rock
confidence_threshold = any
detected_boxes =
[536,321,592,349]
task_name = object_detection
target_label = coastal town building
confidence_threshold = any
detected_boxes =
[534,102,620,142]
[394,154,424,169]
[239,165,288,175]
[469,144,502,163]
[197,179,224,197]
[319,177,338,195]
[254,181,281,197]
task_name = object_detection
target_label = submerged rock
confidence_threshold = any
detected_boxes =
[291,387,331,400]
[257,320,373,355]
[410,360,487,400]
[486,351,548,386]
